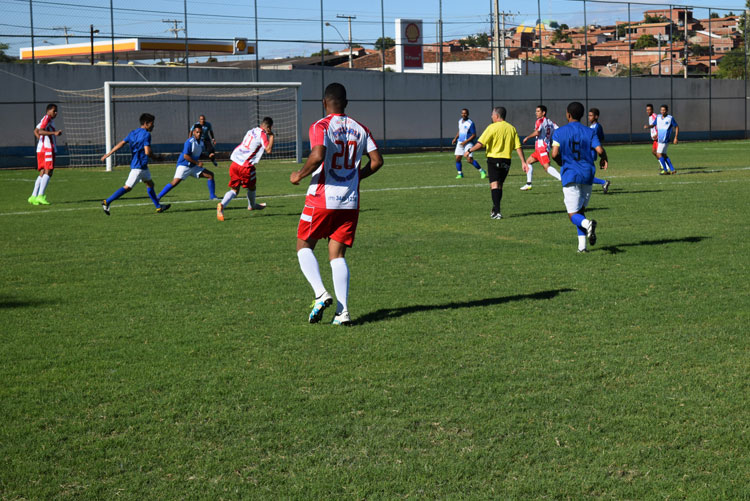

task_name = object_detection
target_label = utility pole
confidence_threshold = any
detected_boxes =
[52,26,71,44]
[684,8,689,78]
[493,6,515,75]
[162,19,184,62]
[337,14,357,68]
[90,24,99,65]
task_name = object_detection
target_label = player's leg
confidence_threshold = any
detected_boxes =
[488,158,509,219]
[522,153,537,190]
[145,178,169,213]
[243,166,265,210]
[656,143,669,173]
[663,154,675,174]
[564,184,596,252]
[217,187,239,221]
[327,211,358,325]
[101,178,133,215]
[198,168,218,199]
[541,160,562,181]
[454,154,464,178]
[157,176,182,200]
[205,141,218,166]
[467,151,487,179]
[218,163,244,220]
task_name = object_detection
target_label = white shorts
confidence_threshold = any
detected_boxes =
[656,142,669,154]
[174,164,205,180]
[454,142,474,157]
[125,168,152,188]
[562,183,593,213]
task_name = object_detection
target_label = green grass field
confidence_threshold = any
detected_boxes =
[1,141,749,499]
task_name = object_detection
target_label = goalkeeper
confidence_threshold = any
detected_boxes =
[191,114,218,166]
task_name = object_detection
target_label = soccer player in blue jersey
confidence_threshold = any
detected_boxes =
[451,108,486,179]
[192,115,218,166]
[588,108,611,194]
[655,104,679,175]
[100,113,170,215]
[156,124,218,203]
[550,102,608,253]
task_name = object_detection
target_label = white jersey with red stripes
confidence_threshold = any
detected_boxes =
[535,117,558,150]
[36,114,57,153]
[305,113,378,210]
[230,127,269,167]
[648,112,658,139]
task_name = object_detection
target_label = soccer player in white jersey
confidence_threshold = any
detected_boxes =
[157,124,218,203]
[216,117,274,221]
[520,105,561,190]
[643,103,660,169]
[29,104,62,205]
[655,104,679,175]
[290,83,384,326]
[451,108,486,179]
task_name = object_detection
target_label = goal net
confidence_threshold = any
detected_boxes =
[58,81,302,170]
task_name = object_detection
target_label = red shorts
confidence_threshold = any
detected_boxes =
[297,206,359,247]
[37,151,55,170]
[530,144,550,165]
[652,140,658,152]
[228,161,256,190]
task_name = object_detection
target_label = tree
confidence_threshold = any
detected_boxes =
[634,34,658,49]
[459,32,489,48]
[644,14,667,23]
[710,12,720,19]
[374,37,395,51]
[689,44,710,56]
[550,24,572,44]
[717,48,747,78]
[0,43,16,63]
[311,49,332,57]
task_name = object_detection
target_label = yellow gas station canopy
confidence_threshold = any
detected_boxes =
[20,37,254,61]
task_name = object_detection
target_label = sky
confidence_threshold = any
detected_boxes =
[2,0,746,61]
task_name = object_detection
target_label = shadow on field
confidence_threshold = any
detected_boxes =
[513,207,607,218]
[610,189,664,195]
[596,236,708,255]
[354,288,575,325]
[0,296,58,309]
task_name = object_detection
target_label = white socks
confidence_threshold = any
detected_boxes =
[526,165,533,184]
[247,190,256,208]
[578,235,587,251]
[297,248,327,297]
[546,166,561,181]
[220,190,236,207]
[31,176,43,197]
[38,174,50,195]
[330,257,349,314]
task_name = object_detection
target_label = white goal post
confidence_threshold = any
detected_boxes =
[59,81,302,171]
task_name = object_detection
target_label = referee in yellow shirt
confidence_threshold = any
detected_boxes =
[465,106,528,219]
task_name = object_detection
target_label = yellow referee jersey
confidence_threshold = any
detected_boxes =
[477,121,521,159]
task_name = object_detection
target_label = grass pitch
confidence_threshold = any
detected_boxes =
[1,141,749,498]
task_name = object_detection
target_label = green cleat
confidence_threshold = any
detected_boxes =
[479,169,487,179]
[456,173,464,179]
[36,194,50,205]
[28,196,39,205]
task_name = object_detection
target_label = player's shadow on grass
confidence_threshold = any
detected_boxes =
[610,189,664,195]
[0,296,58,309]
[514,207,608,218]
[355,288,574,325]
[596,236,708,255]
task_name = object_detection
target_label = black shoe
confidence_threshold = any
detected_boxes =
[587,219,597,246]
[491,210,503,220]
[602,180,610,194]
[101,200,110,216]
[156,203,171,213]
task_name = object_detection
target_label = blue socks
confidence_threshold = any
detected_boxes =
[471,160,482,170]
[665,157,675,172]
[658,157,668,171]
[570,213,586,228]
[207,178,216,198]
[455,161,462,174]
[147,187,160,207]
[157,184,173,200]
[106,187,127,205]
[593,177,606,185]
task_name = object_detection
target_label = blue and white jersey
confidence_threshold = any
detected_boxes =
[177,137,203,168]
[551,121,600,186]
[457,118,477,143]
[123,127,151,170]
[656,114,678,143]
[590,122,604,159]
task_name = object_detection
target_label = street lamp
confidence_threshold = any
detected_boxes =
[325,22,350,68]
[90,25,100,65]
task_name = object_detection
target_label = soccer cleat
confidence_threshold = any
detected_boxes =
[36,194,50,205]
[587,219,597,246]
[27,196,37,204]
[479,169,487,179]
[659,170,668,175]
[456,173,464,179]
[101,200,110,216]
[490,210,503,220]
[216,203,224,221]
[212,158,218,167]
[156,203,171,214]
[602,180,611,194]
[577,248,589,253]
[308,291,333,324]
[248,203,267,211]
[520,184,532,191]
[331,311,351,326]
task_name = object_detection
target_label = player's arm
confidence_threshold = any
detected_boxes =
[101,140,127,162]
[522,129,539,144]
[182,154,203,167]
[451,130,459,145]
[596,146,608,170]
[464,141,483,159]
[359,149,384,180]
[290,145,325,185]
[35,127,62,137]
[515,147,528,172]
[673,125,678,144]
[208,124,216,144]
[264,131,274,154]
[550,144,562,166]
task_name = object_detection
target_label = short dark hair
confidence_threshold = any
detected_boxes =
[567,102,585,121]
[139,113,155,125]
[589,107,600,117]
[537,105,547,114]
[492,106,506,119]
[261,116,273,127]
[660,104,669,112]
[646,103,654,110]
[191,123,202,131]
[324,83,347,105]
[46,103,57,112]
[461,108,469,114]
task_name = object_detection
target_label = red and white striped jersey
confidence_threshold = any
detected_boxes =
[304,113,378,210]
[648,113,658,139]
[230,127,269,167]
[36,114,57,153]
[535,117,558,150]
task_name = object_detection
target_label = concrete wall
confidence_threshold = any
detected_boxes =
[0,62,747,167]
